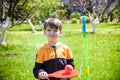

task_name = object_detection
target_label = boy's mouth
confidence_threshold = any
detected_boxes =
[50,36,55,37]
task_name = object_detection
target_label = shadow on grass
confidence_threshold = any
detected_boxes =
[107,23,120,29]
[0,71,6,80]
[0,44,24,57]
[7,23,43,31]
[0,44,9,50]
[107,23,120,26]
[9,28,42,31]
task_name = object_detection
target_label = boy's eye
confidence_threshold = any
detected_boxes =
[54,29,58,32]
[47,29,51,31]
[46,28,59,32]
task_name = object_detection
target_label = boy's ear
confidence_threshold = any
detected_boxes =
[44,31,46,35]
[60,31,62,36]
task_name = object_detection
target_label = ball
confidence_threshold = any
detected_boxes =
[64,65,73,74]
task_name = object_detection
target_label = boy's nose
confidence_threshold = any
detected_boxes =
[51,30,55,34]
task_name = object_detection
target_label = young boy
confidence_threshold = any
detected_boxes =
[33,18,74,80]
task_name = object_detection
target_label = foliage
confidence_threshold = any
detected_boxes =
[70,18,79,24]
[81,16,90,23]
[111,0,120,22]
[70,12,80,19]
[73,0,118,22]
[0,0,60,25]
[0,22,120,80]
[37,0,60,22]
[0,0,42,25]
[56,1,72,20]
[56,9,67,20]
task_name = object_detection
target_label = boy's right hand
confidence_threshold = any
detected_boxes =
[38,71,48,79]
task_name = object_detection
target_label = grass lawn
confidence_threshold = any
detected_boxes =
[0,22,120,80]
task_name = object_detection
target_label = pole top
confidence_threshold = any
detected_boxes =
[82,17,86,32]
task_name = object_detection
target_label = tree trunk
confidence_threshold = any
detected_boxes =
[88,13,99,33]
[27,19,36,33]
[0,17,11,44]
[0,25,6,44]
[92,22,96,33]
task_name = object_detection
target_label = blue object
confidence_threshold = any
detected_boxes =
[82,17,86,32]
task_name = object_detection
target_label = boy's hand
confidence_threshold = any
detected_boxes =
[38,71,48,79]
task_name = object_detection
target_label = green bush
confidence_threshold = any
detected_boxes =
[81,16,90,23]
[70,12,80,19]
[70,18,79,24]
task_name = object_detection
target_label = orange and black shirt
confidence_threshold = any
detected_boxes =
[33,42,74,80]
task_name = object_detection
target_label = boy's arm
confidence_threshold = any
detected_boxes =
[33,62,45,78]
[66,47,75,68]
[33,48,45,78]
[67,58,74,68]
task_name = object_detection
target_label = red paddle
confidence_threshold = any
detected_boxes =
[38,65,79,80]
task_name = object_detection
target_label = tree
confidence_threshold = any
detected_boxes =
[21,0,41,33]
[0,0,21,44]
[108,0,120,22]
[77,0,118,33]
[38,0,60,22]
[0,0,43,44]
[0,0,60,44]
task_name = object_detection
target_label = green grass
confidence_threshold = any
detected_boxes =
[0,22,120,80]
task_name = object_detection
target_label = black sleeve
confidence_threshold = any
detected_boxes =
[67,58,75,68]
[33,62,45,78]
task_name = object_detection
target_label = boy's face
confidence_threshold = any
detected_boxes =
[44,26,62,43]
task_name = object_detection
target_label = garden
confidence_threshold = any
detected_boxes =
[0,0,120,80]
[0,22,120,80]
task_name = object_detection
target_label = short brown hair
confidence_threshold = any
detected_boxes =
[44,18,62,31]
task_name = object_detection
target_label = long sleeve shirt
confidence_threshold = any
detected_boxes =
[33,42,74,80]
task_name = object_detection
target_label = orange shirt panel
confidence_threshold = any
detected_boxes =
[35,43,73,63]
